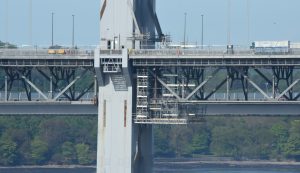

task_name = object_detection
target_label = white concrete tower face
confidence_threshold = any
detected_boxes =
[97,1,156,173]
[100,0,135,49]
[100,0,157,49]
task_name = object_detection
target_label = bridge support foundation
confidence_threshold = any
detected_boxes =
[97,78,153,173]
[96,50,153,173]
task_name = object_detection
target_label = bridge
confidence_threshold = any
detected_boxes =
[1,0,300,173]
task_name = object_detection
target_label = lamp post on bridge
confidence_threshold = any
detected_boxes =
[183,12,187,49]
[72,14,75,49]
[51,12,54,47]
[201,14,204,49]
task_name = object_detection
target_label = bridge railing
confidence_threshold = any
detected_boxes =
[0,49,95,57]
[0,92,96,102]
[99,49,123,55]
[129,48,300,57]
[129,48,255,57]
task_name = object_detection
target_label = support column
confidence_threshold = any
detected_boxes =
[96,49,153,173]
[4,76,7,101]
[49,76,53,99]
[133,125,153,173]
[97,79,133,173]
[226,75,230,100]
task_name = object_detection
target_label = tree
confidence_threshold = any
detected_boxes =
[154,127,175,157]
[270,123,289,159]
[62,141,76,164]
[75,143,93,165]
[284,120,300,161]
[190,130,210,155]
[30,138,49,164]
[0,138,17,165]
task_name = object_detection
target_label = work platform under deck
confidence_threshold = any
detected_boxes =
[97,48,300,124]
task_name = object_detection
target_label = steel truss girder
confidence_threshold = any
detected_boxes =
[0,66,96,102]
[136,65,300,121]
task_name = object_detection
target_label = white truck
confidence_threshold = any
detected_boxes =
[253,41,290,54]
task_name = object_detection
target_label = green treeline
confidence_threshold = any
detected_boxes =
[154,117,300,161]
[0,117,97,166]
[0,117,300,166]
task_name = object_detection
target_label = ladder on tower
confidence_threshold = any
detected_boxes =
[136,69,149,119]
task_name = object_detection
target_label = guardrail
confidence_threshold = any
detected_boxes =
[0,49,95,57]
[129,48,300,57]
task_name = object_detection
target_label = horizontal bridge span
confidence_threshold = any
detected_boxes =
[132,58,300,67]
[192,102,300,116]
[0,102,98,116]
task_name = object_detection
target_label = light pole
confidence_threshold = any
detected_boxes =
[72,14,75,48]
[183,12,187,48]
[227,0,231,46]
[5,0,8,48]
[247,0,250,44]
[201,14,204,49]
[29,0,32,46]
[51,12,54,47]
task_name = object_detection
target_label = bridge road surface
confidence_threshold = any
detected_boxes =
[0,102,98,116]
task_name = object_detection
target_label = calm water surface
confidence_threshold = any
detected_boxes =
[156,167,300,173]
[1,167,300,173]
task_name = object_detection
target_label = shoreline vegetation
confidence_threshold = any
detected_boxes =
[155,158,300,169]
[1,159,300,169]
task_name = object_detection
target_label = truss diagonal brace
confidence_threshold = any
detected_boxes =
[53,77,80,101]
[185,68,220,101]
[21,76,48,100]
[234,68,272,100]
[276,79,300,100]
[52,70,88,101]
[149,70,182,101]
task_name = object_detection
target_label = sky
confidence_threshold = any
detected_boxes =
[0,0,300,47]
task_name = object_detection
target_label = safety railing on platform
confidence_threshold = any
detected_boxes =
[0,92,95,102]
[0,49,95,57]
[129,48,254,56]
[129,48,300,57]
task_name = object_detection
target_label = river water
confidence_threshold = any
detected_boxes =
[0,167,300,173]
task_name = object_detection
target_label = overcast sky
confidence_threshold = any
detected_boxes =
[0,0,300,47]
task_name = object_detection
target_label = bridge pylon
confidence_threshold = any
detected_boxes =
[97,0,162,171]
[95,48,153,173]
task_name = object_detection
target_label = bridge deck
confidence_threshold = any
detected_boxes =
[0,49,94,67]
[1,102,299,117]
[0,102,98,116]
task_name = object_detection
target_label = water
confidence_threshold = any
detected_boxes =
[0,168,95,173]
[156,167,300,173]
[1,167,300,173]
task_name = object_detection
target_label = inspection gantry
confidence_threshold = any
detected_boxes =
[97,47,300,125]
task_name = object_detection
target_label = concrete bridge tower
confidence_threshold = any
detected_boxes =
[95,0,162,173]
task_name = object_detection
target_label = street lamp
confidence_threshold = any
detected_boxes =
[201,14,204,49]
[29,0,32,46]
[227,0,231,46]
[183,12,187,48]
[51,12,54,47]
[72,14,75,48]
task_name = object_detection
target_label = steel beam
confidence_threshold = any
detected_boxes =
[21,76,48,100]
[149,70,182,101]
[4,76,7,101]
[0,103,97,116]
[276,79,300,100]
[53,76,80,101]
[185,68,220,100]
